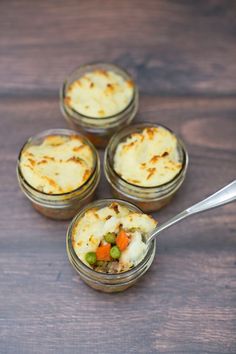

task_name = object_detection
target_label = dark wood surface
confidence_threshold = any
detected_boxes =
[0,1,236,353]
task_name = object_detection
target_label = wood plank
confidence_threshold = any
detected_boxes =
[0,0,236,96]
[0,96,235,353]
[1,0,236,353]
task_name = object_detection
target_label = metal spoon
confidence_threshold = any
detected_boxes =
[146,180,236,244]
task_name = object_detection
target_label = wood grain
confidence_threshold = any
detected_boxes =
[0,1,236,353]
[1,0,236,97]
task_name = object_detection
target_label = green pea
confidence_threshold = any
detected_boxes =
[104,232,116,244]
[110,246,121,259]
[85,252,97,265]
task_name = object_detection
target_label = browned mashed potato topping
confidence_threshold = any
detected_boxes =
[20,135,94,194]
[113,126,182,187]
[64,69,134,118]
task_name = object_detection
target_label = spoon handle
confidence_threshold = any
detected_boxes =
[147,180,236,243]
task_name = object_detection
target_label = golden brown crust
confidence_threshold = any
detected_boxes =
[64,97,71,106]
[44,136,65,146]
[73,145,85,152]
[146,168,156,180]
[43,176,57,188]
[43,155,55,161]
[126,79,134,88]
[95,69,109,77]
[146,127,157,139]
[66,156,83,164]
[150,155,159,163]
[83,169,91,182]
[98,109,105,116]
[28,158,36,166]
[105,215,112,220]
[37,159,48,165]
[128,179,141,184]
[109,202,119,214]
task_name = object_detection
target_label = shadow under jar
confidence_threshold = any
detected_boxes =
[17,129,100,220]
[66,199,156,293]
[104,123,189,212]
[60,63,139,148]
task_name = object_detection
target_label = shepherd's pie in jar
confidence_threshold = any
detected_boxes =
[17,129,100,219]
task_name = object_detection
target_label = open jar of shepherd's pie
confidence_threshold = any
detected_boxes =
[17,129,100,220]
[60,63,139,148]
[104,123,189,212]
[66,199,157,293]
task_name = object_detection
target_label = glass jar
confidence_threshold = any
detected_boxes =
[16,129,100,220]
[66,199,156,293]
[60,62,139,148]
[104,123,189,212]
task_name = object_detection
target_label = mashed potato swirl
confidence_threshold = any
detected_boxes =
[113,126,182,187]
[64,69,134,118]
[20,135,94,194]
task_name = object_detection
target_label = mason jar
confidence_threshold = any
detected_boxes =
[104,123,189,212]
[60,63,139,148]
[66,199,156,293]
[17,129,100,220]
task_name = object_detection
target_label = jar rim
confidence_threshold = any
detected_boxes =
[17,128,99,197]
[61,62,137,120]
[105,122,189,190]
[66,198,156,280]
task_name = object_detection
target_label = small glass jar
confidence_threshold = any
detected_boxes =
[60,63,139,148]
[66,199,156,293]
[16,129,100,220]
[104,123,189,212]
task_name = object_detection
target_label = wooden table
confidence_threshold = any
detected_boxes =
[1,1,236,353]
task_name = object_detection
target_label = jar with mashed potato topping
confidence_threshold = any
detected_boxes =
[17,129,100,220]
[66,199,157,292]
[60,63,138,148]
[104,123,188,212]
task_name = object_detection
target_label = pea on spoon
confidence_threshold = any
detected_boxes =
[145,180,236,244]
